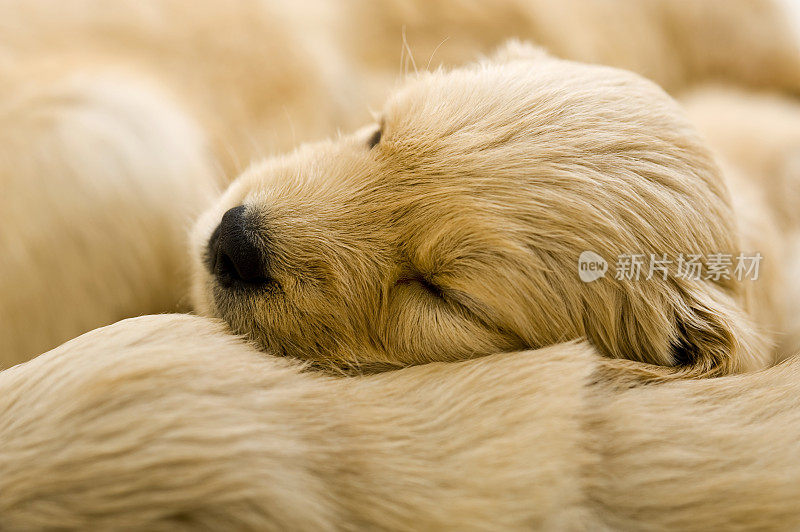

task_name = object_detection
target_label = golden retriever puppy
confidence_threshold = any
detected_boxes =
[190,44,778,378]
[2,313,800,529]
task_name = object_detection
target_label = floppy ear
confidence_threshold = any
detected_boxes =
[583,278,771,382]
[486,40,550,65]
[670,281,771,378]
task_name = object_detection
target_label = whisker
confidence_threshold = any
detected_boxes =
[426,37,450,71]
[401,26,418,77]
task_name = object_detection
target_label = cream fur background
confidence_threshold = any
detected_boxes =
[3,1,800,528]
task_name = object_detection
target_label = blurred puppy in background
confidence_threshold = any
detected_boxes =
[343,0,800,101]
[0,0,359,367]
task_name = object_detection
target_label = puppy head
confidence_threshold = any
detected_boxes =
[190,43,768,375]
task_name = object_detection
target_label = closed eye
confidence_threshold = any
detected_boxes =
[397,273,445,299]
[367,126,382,149]
[413,276,444,299]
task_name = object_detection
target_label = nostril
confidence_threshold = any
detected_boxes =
[205,224,222,273]
[205,205,269,287]
[213,249,235,282]
[215,245,266,285]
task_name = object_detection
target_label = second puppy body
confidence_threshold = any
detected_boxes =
[2,314,800,529]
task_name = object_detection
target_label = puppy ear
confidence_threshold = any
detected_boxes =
[585,279,771,383]
[485,40,550,65]
[670,281,771,378]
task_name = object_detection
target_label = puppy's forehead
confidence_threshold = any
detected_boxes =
[383,65,522,138]
[382,60,650,136]
[376,59,703,208]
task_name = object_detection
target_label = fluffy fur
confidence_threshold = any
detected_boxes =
[340,0,800,98]
[0,72,218,368]
[191,45,781,378]
[0,0,360,367]
[3,313,800,529]
[681,87,800,359]
[1,0,360,174]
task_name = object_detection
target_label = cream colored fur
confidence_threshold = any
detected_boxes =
[340,0,800,100]
[191,45,783,379]
[0,0,360,367]
[1,0,360,174]
[3,313,800,529]
[4,3,800,529]
[682,87,800,359]
[0,72,218,367]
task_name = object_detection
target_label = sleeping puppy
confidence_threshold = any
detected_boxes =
[3,313,800,529]
[190,43,780,378]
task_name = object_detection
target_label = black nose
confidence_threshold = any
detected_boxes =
[207,205,268,287]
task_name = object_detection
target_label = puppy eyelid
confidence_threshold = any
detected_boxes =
[367,126,382,149]
[415,276,445,299]
[397,271,445,300]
